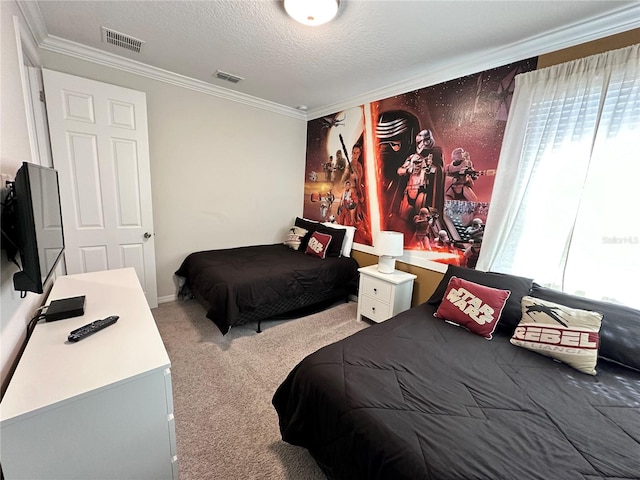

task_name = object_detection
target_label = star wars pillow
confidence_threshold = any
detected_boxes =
[511,296,603,375]
[283,226,308,250]
[427,265,533,331]
[434,276,511,339]
[305,231,332,259]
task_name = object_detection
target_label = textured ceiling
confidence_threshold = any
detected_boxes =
[31,1,640,114]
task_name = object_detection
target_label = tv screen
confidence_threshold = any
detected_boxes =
[12,162,65,294]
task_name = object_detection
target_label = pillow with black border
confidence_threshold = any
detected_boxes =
[511,295,602,375]
[434,276,511,339]
[427,265,533,331]
[531,283,640,371]
[305,231,332,259]
[313,225,345,257]
[321,222,356,257]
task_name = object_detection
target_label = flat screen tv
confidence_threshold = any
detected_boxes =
[8,162,65,295]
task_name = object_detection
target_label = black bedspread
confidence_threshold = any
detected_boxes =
[175,244,359,334]
[273,302,640,480]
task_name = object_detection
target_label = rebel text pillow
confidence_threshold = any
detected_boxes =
[510,296,603,375]
[434,276,511,339]
[283,226,308,250]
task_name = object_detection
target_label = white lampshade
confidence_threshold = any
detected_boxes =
[374,231,404,273]
[284,0,340,26]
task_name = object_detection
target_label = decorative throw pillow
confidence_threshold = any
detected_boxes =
[434,276,511,339]
[322,222,356,257]
[283,226,308,250]
[294,217,319,251]
[510,296,603,375]
[313,225,345,257]
[305,231,332,259]
[427,265,533,332]
[530,283,640,372]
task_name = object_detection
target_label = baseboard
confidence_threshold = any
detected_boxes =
[158,294,177,304]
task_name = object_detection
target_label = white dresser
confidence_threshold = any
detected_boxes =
[357,265,417,323]
[0,268,178,480]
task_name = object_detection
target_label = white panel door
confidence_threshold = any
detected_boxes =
[42,69,158,307]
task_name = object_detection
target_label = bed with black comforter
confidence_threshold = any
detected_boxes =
[273,266,640,480]
[175,243,359,334]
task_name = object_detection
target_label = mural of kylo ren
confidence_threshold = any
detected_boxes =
[373,57,538,266]
[376,111,446,246]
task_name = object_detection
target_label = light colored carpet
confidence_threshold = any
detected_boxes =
[152,298,368,480]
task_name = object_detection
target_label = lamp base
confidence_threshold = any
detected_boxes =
[377,256,396,274]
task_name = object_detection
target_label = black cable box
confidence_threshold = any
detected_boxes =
[43,295,86,322]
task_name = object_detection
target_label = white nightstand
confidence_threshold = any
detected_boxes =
[357,265,417,323]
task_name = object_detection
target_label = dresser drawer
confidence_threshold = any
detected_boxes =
[360,274,393,304]
[359,295,392,323]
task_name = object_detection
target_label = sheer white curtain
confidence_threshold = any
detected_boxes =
[478,44,640,309]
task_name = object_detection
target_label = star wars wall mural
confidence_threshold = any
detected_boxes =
[304,106,373,246]
[303,58,537,268]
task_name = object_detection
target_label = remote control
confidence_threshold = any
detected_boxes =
[68,316,119,342]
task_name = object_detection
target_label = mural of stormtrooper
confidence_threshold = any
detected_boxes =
[465,217,484,241]
[463,218,484,268]
[376,116,446,235]
[394,129,445,225]
[310,189,335,219]
[397,152,438,220]
[411,207,439,250]
[320,201,328,219]
[445,147,479,202]
[434,229,455,252]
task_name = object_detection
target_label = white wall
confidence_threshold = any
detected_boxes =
[39,51,308,301]
[0,1,48,392]
[1,0,306,389]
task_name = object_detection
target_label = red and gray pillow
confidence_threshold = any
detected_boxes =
[428,264,533,331]
[305,231,333,259]
[434,276,511,339]
[294,217,345,257]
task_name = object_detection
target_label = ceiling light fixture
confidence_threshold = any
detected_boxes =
[284,0,340,26]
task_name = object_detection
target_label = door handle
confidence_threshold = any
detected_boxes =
[143,232,152,239]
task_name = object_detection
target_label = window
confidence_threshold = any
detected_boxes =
[478,44,640,309]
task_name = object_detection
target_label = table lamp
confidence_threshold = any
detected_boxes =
[374,231,404,273]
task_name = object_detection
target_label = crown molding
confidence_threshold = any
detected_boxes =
[40,35,307,119]
[17,2,306,121]
[307,4,640,119]
[17,1,638,122]
[16,1,48,45]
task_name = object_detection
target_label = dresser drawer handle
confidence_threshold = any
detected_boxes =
[371,307,376,313]
[373,288,377,294]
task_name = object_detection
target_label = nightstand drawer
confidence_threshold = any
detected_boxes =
[359,295,392,323]
[360,274,393,304]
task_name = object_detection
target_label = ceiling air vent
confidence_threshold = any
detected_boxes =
[214,70,244,84]
[101,27,144,53]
